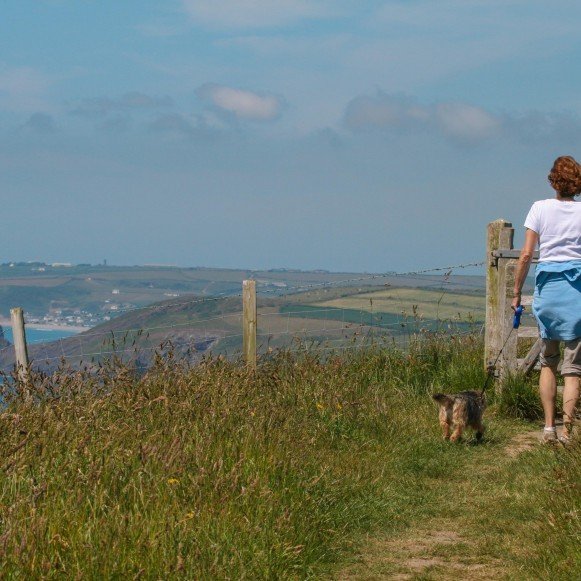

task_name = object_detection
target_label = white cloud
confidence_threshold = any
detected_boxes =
[344,92,501,142]
[343,91,581,145]
[182,0,332,29]
[435,103,501,140]
[197,84,284,121]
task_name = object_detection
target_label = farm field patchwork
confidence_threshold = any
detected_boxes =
[310,286,486,322]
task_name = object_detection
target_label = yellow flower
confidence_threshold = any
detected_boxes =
[167,478,180,485]
[185,512,195,520]
[316,402,324,411]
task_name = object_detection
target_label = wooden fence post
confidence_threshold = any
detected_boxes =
[242,280,257,370]
[485,219,543,383]
[498,260,519,381]
[484,220,514,377]
[10,307,30,390]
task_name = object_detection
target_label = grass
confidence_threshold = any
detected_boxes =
[0,334,579,579]
[497,372,546,421]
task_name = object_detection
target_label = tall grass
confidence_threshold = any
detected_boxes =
[495,371,544,421]
[0,334,577,578]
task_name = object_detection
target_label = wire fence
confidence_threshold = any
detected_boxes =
[0,261,487,376]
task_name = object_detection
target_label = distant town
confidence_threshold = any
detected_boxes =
[0,261,184,329]
[0,261,340,331]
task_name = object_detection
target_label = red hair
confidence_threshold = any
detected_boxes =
[548,156,581,198]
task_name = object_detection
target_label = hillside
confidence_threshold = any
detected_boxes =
[0,283,486,374]
[0,262,486,329]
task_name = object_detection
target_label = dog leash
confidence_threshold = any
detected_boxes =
[481,306,524,395]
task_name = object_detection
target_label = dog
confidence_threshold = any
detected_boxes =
[432,391,486,442]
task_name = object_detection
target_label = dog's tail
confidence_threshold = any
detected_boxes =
[432,393,453,405]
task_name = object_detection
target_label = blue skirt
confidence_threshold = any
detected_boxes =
[533,260,581,341]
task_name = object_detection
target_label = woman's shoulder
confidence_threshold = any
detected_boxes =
[530,198,579,208]
[527,198,550,212]
[530,198,581,219]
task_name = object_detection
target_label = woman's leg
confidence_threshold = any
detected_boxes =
[539,340,560,429]
[561,339,581,439]
[562,375,579,437]
[539,366,557,428]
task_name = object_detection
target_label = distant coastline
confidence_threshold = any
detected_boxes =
[0,318,86,333]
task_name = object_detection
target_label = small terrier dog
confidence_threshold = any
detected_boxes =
[432,391,486,442]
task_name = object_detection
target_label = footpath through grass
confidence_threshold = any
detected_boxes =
[0,335,579,579]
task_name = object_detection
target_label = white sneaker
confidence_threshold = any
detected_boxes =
[559,425,574,445]
[542,427,558,444]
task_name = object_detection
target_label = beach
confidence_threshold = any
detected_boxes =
[0,318,87,334]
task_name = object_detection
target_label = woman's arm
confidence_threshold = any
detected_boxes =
[511,228,538,310]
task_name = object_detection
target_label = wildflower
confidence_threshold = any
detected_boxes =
[316,402,324,411]
[167,478,179,485]
[185,512,195,520]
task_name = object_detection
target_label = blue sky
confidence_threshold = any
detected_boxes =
[1,1,580,272]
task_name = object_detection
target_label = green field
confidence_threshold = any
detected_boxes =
[311,286,485,322]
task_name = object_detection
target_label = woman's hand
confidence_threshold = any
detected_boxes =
[511,229,538,312]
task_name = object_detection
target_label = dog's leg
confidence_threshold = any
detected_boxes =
[450,424,465,442]
[439,407,451,440]
[475,421,485,442]
[450,401,467,442]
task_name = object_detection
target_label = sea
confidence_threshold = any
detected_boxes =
[3,326,80,346]
[1,327,81,386]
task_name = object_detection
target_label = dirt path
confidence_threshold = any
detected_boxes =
[336,428,545,580]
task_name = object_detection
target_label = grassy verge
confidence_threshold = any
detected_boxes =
[0,335,578,579]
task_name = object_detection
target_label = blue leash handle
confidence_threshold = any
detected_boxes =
[513,305,524,329]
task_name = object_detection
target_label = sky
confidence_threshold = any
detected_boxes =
[1,0,580,272]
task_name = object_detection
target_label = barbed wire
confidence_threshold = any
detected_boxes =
[254,263,482,299]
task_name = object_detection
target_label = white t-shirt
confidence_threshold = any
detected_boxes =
[524,198,581,262]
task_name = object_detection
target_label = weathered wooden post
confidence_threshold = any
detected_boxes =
[486,219,543,384]
[10,307,30,391]
[242,280,257,370]
[498,260,519,380]
[485,220,514,376]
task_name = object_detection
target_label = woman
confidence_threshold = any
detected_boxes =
[513,155,581,443]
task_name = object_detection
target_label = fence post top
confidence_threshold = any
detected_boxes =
[488,219,513,227]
